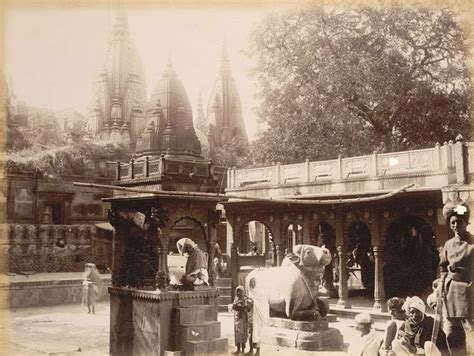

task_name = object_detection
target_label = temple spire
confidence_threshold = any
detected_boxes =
[219,40,231,73]
[196,92,207,133]
[112,11,129,38]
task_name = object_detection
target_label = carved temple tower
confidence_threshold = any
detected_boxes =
[87,12,147,147]
[135,59,202,159]
[206,45,248,158]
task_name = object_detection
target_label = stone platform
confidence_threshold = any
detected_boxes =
[263,317,344,351]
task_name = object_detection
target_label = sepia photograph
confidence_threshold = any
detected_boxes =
[1,0,473,355]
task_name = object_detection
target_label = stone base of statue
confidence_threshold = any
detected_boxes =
[263,317,344,351]
[109,286,227,355]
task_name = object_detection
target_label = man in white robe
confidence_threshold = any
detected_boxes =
[348,313,383,356]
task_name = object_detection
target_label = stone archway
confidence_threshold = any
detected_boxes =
[383,215,439,298]
[346,221,375,295]
[169,216,208,254]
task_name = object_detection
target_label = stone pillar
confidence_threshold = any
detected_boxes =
[336,245,351,309]
[276,244,284,266]
[156,231,169,290]
[230,242,238,299]
[152,207,170,290]
[207,218,218,286]
[372,245,386,312]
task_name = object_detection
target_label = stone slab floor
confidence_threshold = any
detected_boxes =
[0,301,433,356]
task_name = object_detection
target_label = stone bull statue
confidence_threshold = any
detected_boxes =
[245,244,331,321]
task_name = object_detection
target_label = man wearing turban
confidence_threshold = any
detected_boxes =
[435,202,472,356]
[176,238,209,289]
[392,296,448,356]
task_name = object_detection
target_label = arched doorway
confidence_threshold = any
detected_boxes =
[346,221,374,296]
[239,220,272,260]
[314,222,338,298]
[169,217,207,254]
[285,223,303,255]
[383,216,439,298]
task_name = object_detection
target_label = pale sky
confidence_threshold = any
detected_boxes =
[5,6,285,141]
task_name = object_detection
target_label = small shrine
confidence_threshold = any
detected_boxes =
[104,61,228,355]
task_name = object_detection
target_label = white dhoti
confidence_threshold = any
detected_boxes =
[391,339,441,356]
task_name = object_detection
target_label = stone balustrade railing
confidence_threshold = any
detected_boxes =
[228,140,465,189]
[115,155,225,182]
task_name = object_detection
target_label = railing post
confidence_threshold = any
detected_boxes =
[448,140,455,168]
[159,154,165,175]
[371,151,378,177]
[275,162,281,185]
[433,143,441,171]
[116,161,121,181]
[336,155,343,180]
[145,156,150,177]
[208,159,214,177]
[227,167,232,188]
[130,158,135,179]
[454,135,466,184]
[305,159,310,182]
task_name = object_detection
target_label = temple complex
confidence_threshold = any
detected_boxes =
[87,13,248,163]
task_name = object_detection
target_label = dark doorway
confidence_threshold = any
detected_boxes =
[383,216,439,298]
[346,221,374,295]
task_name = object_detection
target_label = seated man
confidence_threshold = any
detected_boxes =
[392,296,449,356]
[348,313,383,356]
[176,238,209,290]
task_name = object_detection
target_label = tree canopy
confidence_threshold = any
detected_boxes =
[248,7,471,164]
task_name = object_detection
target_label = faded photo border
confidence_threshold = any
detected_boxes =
[0,0,473,354]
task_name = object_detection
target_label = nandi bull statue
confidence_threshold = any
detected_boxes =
[245,244,331,322]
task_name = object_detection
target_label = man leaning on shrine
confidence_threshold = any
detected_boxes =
[177,238,209,290]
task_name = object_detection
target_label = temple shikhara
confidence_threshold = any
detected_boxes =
[87,13,248,161]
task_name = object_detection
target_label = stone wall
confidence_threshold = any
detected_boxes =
[4,224,113,274]
[0,276,111,309]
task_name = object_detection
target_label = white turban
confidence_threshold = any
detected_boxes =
[176,238,198,255]
[355,313,372,324]
[403,296,426,315]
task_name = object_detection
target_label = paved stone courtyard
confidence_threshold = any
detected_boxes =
[1,302,365,355]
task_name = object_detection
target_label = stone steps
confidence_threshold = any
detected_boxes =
[174,304,227,355]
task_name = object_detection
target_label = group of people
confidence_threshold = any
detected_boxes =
[350,202,472,356]
[80,200,471,356]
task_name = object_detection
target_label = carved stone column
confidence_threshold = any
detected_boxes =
[336,245,351,309]
[156,232,169,290]
[372,245,386,311]
[207,210,220,286]
[276,244,282,266]
[151,207,169,290]
[230,242,238,299]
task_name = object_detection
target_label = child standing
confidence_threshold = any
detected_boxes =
[232,285,253,354]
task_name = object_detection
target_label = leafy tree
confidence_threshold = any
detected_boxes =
[248,7,471,164]
[213,135,250,168]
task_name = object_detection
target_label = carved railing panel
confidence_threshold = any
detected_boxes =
[234,166,274,187]
[342,155,371,179]
[280,163,305,183]
[309,160,337,181]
